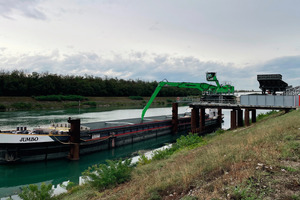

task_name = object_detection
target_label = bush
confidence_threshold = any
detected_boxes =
[152,148,177,161]
[19,183,53,200]
[174,133,206,149]
[129,96,144,100]
[82,159,133,190]
[11,102,32,110]
[138,154,152,166]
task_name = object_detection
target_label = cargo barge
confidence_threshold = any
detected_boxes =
[0,111,220,164]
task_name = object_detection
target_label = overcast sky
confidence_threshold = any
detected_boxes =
[1,0,300,90]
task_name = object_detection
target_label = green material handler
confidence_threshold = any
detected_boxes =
[141,72,234,120]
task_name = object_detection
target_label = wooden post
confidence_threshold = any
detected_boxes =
[172,103,178,134]
[191,107,199,133]
[237,109,243,127]
[200,108,205,133]
[245,109,250,126]
[218,108,222,126]
[230,109,237,130]
[68,118,80,160]
[110,132,116,148]
[251,109,256,123]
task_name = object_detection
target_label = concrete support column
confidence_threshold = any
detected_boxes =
[191,108,199,132]
[237,109,243,127]
[245,109,250,126]
[230,109,237,130]
[251,109,256,123]
[200,108,206,132]
[172,103,178,134]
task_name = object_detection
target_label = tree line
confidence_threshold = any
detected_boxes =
[0,70,201,97]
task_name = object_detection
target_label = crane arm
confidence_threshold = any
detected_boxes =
[141,72,234,120]
[141,81,218,120]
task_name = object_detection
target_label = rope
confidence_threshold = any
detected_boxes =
[52,135,76,145]
[52,134,112,145]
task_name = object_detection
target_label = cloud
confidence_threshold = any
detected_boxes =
[0,0,46,20]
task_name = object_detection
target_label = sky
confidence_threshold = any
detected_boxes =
[1,0,300,90]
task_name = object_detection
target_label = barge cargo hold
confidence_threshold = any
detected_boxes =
[0,114,220,164]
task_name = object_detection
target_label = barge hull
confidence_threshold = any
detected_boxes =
[0,115,220,164]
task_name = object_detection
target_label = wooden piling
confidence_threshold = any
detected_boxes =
[218,108,222,126]
[200,108,205,132]
[230,109,237,130]
[68,118,80,160]
[251,109,256,123]
[191,108,199,132]
[237,109,243,127]
[172,103,178,134]
[245,109,250,126]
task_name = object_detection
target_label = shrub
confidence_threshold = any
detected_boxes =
[19,183,53,200]
[152,148,177,161]
[138,154,152,166]
[82,159,133,190]
[129,96,144,100]
[174,133,206,149]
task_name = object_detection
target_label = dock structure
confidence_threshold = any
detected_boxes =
[189,101,297,131]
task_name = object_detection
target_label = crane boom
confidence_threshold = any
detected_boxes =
[141,72,234,120]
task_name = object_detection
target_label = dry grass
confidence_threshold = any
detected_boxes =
[60,110,300,200]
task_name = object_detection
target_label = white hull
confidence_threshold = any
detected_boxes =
[0,133,68,144]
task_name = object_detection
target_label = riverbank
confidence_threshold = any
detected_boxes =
[0,96,178,111]
[57,110,300,200]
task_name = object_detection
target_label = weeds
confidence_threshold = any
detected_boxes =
[19,183,53,200]
[231,177,271,200]
[174,133,206,149]
[257,110,279,121]
[82,159,133,190]
[138,154,152,166]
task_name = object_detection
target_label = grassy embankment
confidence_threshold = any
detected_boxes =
[57,110,300,200]
[0,96,177,111]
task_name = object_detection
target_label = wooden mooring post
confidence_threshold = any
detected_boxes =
[172,103,178,134]
[68,118,80,161]
[230,109,237,130]
[191,108,199,133]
